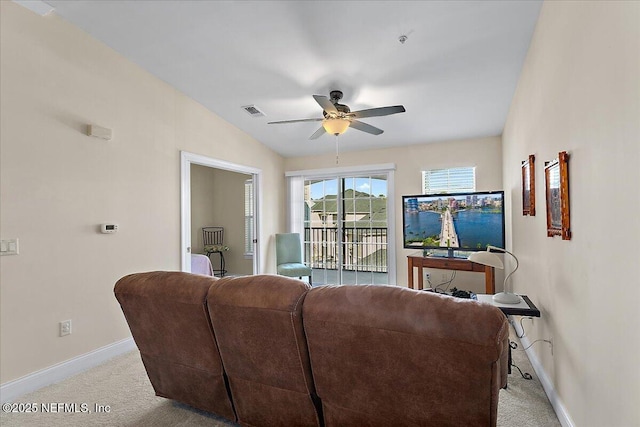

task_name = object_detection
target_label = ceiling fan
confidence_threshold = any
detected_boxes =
[268,90,406,139]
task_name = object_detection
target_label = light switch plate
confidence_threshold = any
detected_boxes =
[0,239,19,255]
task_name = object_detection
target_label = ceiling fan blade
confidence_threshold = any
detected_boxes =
[350,105,406,119]
[313,95,338,115]
[268,118,323,124]
[349,120,384,135]
[309,126,326,140]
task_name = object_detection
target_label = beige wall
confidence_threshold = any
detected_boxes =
[190,164,218,255]
[503,1,640,426]
[190,165,253,275]
[0,2,284,383]
[285,136,504,293]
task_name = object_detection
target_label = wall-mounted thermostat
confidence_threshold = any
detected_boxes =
[100,224,119,234]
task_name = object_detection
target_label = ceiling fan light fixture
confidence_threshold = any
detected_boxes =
[322,118,350,136]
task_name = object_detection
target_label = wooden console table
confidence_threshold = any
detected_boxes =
[407,254,496,294]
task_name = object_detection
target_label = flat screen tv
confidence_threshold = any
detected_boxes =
[402,191,505,254]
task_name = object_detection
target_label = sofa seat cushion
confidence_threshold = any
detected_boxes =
[277,262,312,277]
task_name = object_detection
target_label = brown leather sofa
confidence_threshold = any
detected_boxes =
[115,272,508,427]
[114,271,235,419]
[303,284,509,427]
[207,275,321,427]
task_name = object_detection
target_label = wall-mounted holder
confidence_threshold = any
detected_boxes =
[87,124,113,140]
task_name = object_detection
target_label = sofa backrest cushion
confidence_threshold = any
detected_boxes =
[114,271,235,420]
[302,284,509,427]
[207,274,321,427]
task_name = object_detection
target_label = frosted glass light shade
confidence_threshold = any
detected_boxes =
[322,118,350,135]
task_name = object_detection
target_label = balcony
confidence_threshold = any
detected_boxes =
[304,227,388,273]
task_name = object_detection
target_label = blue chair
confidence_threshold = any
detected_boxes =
[276,233,312,284]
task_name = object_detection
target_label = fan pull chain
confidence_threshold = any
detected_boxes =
[335,135,339,164]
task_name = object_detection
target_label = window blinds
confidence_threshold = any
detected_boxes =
[244,179,254,255]
[422,167,476,194]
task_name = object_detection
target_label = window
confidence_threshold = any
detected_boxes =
[422,167,476,194]
[244,179,254,256]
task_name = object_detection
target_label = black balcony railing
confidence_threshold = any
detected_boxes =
[304,227,388,273]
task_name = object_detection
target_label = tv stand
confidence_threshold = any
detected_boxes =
[407,254,496,294]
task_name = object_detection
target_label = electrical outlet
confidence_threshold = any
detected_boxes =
[425,272,431,281]
[60,319,72,337]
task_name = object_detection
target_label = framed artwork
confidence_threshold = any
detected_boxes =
[544,151,571,240]
[522,154,535,216]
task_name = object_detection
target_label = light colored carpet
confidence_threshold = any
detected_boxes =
[1,327,560,426]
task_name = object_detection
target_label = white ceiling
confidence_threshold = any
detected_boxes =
[43,0,542,158]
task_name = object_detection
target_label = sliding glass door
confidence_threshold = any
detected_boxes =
[303,174,390,285]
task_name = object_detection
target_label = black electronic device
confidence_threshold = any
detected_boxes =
[426,287,477,300]
[450,287,475,299]
[402,191,505,257]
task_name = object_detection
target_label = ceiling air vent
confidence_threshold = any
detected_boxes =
[242,105,265,117]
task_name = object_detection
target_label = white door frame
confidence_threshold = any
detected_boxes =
[180,151,262,274]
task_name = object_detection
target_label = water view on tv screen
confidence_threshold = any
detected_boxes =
[403,191,505,251]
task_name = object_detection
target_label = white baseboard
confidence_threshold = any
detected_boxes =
[510,319,575,427]
[0,337,136,403]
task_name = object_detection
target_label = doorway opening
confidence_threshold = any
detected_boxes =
[180,151,261,275]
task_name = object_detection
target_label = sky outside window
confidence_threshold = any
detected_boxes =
[310,177,387,199]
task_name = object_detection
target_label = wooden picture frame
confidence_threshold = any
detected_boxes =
[544,151,571,240]
[522,154,535,216]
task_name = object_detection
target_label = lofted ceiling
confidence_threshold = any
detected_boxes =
[40,0,542,158]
